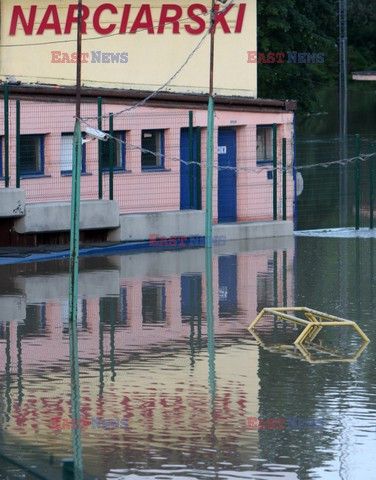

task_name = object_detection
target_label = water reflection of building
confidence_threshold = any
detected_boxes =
[0,239,294,477]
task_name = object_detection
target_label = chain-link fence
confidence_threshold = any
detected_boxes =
[296,135,376,230]
[0,94,295,225]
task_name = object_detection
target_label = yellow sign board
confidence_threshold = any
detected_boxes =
[0,1,257,97]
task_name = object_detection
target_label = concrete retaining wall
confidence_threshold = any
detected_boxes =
[0,188,25,218]
[213,220,294,240]
[14,200,119,233]
[108,210,206,242]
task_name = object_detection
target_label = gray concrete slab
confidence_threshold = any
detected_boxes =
[14,200,119,233]
[108,210,205,242]
[0,188,25,218]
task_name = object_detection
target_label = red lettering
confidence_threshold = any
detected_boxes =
[275,418,285,429]
[130,5,154,34]
[49,417,62,430]
[61,52,72,63]
[267,52,276,64]
[276,53,285,63]
[9,5,37,35]
[64,5,89,35]
[119,5,131,34]
[51,51,61,63]
[235,4,246,33]
[247,51,257,63]
[266,418,275,429]
[37,5,61,35]
[213,4,234,33]
[258,418,266,429]
[247,417,258,429]
[149,234,160,246]
[81,53,89,63]
[80,418,91,430]
[258,53,267,63]
[185,4,206,34]
[62,419,72,430]
[93,3,117,35]
[157,5,182,34]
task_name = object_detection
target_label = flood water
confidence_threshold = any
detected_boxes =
[0,236,375,480]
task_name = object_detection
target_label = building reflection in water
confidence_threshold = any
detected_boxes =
[0,238,295,478]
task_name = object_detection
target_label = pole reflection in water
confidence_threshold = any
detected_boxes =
[17,324,23,407]
[205,247,217,472]
[68,313,83,479]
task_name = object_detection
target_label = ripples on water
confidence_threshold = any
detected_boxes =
[0,237,375,480]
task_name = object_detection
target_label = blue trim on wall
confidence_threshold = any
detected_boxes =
[60,132,87,175]
[141,129,165,170]
[20,134,45,176]
[102,131,126,171]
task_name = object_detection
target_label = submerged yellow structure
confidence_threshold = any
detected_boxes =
[248,307,370,363]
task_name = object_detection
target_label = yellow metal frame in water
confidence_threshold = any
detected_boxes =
[249,327,369,364]
[248,307,370,345]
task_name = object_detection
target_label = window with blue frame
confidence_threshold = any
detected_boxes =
[60,133,86,174]
[256,125,274,165]
[141,129,165,170]
[101,131,126,170]
[20,134,44,175]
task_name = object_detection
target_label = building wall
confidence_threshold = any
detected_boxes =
[0,100,295,223]
[0,0,257,97]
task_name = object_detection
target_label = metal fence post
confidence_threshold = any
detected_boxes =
[370,144,374,230]
[97,97,103,199]
[109,112,114,201]
[16,100,21,188]
[273,123,277,220]
[196,127,202,210]
[189,111,194,209]
[4,83,9,187]
[282,138,287,221]
[355,134,360,230]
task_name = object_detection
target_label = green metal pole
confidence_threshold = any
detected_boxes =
[69,119,82,322]
[68,119,83,479]
[97,97,103,199]
[189,111,194,209]
[273,123,277,221]
[109,113,114,201]
[370,144,374,230]
[282,138,287,221]
[205,0,215,248]
[355,134,360,230]
[16,100,21,188]
[205,96,214,246]
[4,83,9,187]
[196,127,202,210]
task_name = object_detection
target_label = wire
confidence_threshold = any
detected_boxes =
[79,118,376,174]
[79,26,211,121]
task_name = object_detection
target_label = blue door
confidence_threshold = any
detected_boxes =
[180,128,201,210]
[218,128,237,222]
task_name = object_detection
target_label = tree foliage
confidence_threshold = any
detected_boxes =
[257,0,375,112]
